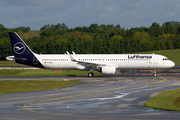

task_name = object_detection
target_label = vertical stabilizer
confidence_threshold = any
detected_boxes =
[8,32,44,68]
[9,32,34,57]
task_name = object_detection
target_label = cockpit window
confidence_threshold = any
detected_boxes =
[163,58,169,61]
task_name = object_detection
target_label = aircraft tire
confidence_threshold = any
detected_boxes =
[88,72,94,77]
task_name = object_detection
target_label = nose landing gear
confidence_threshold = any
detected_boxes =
[153,69,156,76]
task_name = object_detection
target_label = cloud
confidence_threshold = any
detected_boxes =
[1,0,180,30]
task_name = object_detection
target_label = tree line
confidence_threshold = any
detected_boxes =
[0,21,180,60]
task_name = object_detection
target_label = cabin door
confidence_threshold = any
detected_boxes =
[153,56,158,64]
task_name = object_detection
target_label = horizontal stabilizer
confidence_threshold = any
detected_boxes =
[6,56,15,62]
[6,56,28,61]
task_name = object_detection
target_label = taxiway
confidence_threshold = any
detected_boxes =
[0,75,180,120]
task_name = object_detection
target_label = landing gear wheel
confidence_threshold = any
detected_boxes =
[153,69,157,77]
[88,72,94,77]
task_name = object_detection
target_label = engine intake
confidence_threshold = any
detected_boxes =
[100,65,116,74]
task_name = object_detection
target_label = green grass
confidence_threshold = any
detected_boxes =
[0,69,101,77]
[0,80,81,94]
[144,89,180,111]
[0,61,26,66]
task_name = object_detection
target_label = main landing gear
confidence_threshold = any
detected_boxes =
[88,72,94,77]
[88,68,94,77]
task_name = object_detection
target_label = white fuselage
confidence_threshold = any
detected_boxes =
[35,54,175,70]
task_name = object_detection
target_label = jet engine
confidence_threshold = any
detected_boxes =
[100,65,116,74]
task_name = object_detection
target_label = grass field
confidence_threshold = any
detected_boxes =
[0,69,101,77]
[144,89,180,111]
[0,61,26,66]
[0,80,81,94]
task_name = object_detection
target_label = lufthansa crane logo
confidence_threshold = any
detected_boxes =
[13,42,25,54]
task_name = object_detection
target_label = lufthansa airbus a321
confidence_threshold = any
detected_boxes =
[6,32,175,77]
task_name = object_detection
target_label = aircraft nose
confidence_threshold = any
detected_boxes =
[170,61,175,67]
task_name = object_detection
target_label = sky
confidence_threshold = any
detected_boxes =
[1,0,180,30]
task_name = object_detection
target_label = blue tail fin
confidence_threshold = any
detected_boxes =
[8,32,44,68]
[9,32,34,57]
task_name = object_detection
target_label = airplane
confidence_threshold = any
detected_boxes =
[6,32,175,77]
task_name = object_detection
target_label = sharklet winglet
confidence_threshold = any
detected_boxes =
[66,51,76,61]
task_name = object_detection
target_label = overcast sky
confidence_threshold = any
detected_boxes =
[1,0,180,30]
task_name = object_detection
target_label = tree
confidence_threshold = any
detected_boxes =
[0,40,13,60]
[162,21,179,34]
[149,22,163,37]
[110,35,122,40]
[80,34,92,41]
[40,31,57,37]
[50,24,55,31]
[61,23,68,30]
[107,40,114,54]
[55,23,61,31]
[158,33,174,40]
[89,23,99,33]
[173,34,180,49]
[132,32,150,41]
[0,24,7,32]
[67,31,81,40]
[165,40,173,49]
[176,26,180,35]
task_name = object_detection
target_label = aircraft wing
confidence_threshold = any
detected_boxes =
[66,51,105,68]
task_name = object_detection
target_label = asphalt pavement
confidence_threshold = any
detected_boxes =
[0,75,180,120]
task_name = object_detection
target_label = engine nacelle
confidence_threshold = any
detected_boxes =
[100,65,116,74]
